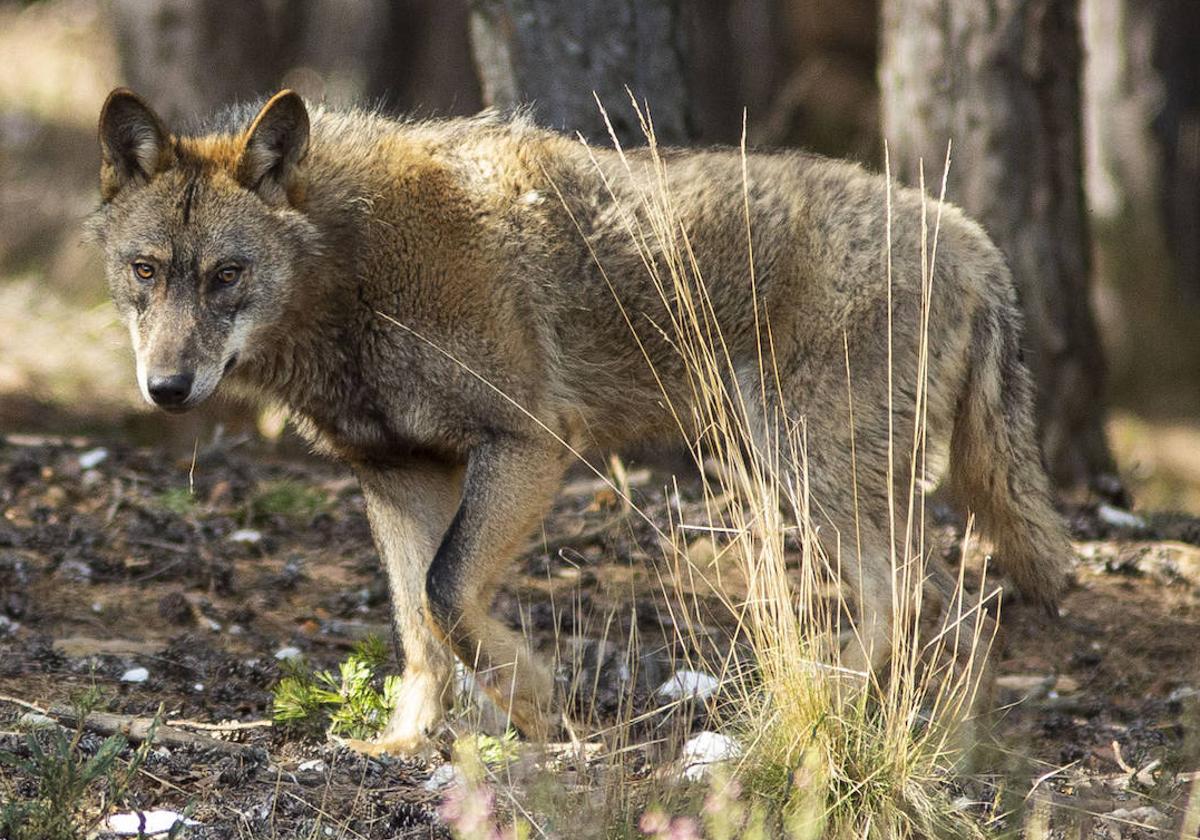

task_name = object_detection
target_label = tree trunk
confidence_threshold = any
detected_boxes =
[1150,1,1200,298]
[880,0,1123,502]
[468,0,693,147]
[1082,0,1200,420]
[110,0,312,124]
[363,0,481,117]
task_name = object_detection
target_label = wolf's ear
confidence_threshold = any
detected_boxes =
[98,88,170,200]
[238,90,309,206]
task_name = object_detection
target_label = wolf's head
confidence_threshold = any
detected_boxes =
[88,89,320,412]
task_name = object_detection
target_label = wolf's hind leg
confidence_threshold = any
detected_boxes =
[349,461,464,757]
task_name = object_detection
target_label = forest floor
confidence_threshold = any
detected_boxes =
[0,432,1197,838]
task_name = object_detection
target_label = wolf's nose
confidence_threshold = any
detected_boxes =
[147,373,194,407]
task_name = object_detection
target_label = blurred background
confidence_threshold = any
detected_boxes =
[0,0,1197,509]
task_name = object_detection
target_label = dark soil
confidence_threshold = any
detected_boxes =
[0,434,1196,838]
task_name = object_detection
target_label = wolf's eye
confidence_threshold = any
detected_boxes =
[132,261,156,282]
[215,265,243,285]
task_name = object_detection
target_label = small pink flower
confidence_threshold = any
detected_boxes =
[639,810,700,840]
[439,781,497,838]
[640,809,671,835]
[668,816,701,840]
[702,778,741,814]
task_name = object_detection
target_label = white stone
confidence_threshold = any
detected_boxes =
[274,646,303,661]
[1097,504,1145,530]
[78,447,108,469]
[120,666,150,684]
[656,669,720,701]
[104,809,199,835]
[1168,686,1197,703]
[229,528,263,545]
[298,758,326,773]
[18,712,57,730]
[680,731,740,781]
[995,674,1055,704]
[423,763,462,792]
[1102,806,1169,830]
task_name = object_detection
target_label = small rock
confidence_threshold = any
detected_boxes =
[298,758,326,773]
[0,615,20,637]
[995,674,1055,705]
[275,646,303,661]
[680,731,740,781]
[1096,504,1145,531]
[104,809,200,835]
[423,763,461,792]
[1133,759,1162,788]
[229,529,263,545]
[56,558,92,583]
[1168,685,1197,703]
[120,666,150,684]
[1101,805,1169,830]
[455,660,477,697]
[1054,675,1080,694]
[656,670,721,702]
[18,711,57,730]
[77,447,109,470]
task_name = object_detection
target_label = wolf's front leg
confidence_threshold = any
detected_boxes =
[346,461,464,757]
[424,437,569,741]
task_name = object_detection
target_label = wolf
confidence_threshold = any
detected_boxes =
[89,88,1072,755]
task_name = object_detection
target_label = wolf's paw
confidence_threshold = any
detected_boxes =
[341,731,438,759]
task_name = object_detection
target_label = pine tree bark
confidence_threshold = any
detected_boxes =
[468,0,693,147]
[880,0,1123,501]
[1149,1,1200,297]
[110,0,312,124]
[1082,0,1200,419]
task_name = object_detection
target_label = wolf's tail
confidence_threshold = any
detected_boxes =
[948,286,1072,611]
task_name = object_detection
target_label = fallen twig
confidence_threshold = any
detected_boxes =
[0,694,264,757]
[166,717,273,733]
[47,705,265,757]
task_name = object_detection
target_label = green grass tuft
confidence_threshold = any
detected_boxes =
[247,479,329,524]
[271,635,400,740]
[155,487,196,516]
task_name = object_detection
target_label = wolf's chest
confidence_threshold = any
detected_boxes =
[291,390,463,468]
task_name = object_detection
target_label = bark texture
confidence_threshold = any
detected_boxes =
[1082,0,1200,418]
[1150,1,1200,296]
[880,0,1122,500]
[468,0,692,147]
[110,0,312,124]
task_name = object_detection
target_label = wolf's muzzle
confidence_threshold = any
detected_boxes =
[147,372,194,409]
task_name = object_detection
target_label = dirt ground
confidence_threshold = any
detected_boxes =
[0,432,1197,838]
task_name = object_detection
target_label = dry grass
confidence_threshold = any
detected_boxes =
[599,102,993,837]
[436,104,1001,839]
